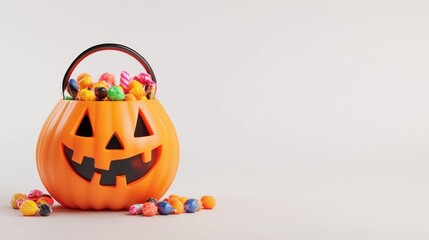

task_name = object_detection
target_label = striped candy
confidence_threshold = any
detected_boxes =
[120,71,130,93]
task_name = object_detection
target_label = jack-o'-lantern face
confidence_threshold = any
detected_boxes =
[36,100,180,210]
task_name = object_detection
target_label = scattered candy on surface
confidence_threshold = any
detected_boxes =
[184,199,199,213]
[168,194,180,200]
[146,198,159,205]
[142,202,157,217]
[157,201,174,215]
[67,79,79,99]
[38,204,53,216]
[120,71,130,92]
[16,198,25,208]
[179,197,188,204]
[129,204,143,215]
[169,198,184,214]
[10,194,26,209]
[107,86,125,101]
[19,200,39,216]
[201,196,216,209]
[99,72,115,87]
[78,89,96,101]
[28,190,43,200]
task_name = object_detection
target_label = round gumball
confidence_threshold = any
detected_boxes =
[77,89,96,101]
[99,72,115,87]
[38,204,53,216]
[10,194,26,209]
[77,73,91,82]
[184,199,199,213]
[157,201,174,215]
[129,204,143,215]
[142,202,157,217]
[107,86,125,101]
[169,198,184,214]
[201,196,216,209]
[146,198,159,205]
[94,87,107,100]
[19,200,39,216]
[78,77,93,90]
[28,190,43,200]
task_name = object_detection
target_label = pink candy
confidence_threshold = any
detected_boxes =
[142,202,157,217]
[132,72,154,86]
[129,204,143,215]
[27,189,43,200]
[99,72,116,87]
[120,71,130,93]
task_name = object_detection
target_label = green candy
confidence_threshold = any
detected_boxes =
[107,86,125,101]
[64,96,74,100]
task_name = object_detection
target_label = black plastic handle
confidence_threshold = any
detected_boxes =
[62,43,156,97]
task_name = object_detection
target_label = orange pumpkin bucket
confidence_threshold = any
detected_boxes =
[36,44,180,210]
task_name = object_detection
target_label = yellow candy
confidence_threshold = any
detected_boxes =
[128,86,145,100]
[169,198,184,214]
[146,85,156,99]
[19,200,39,216]
[179,196,188,204]
[168,194,180,200]
[124,94,137,101]
[93,82,108,89]
[77,73,91,82]
[77,89,96,101]
[78,76,93,89]
[127,80,142,91]
[10,193,26,209]
[201,196,216,209]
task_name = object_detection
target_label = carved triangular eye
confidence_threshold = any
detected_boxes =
[134,114,151,137]
[106,132,124,149]
[76,113,93,137]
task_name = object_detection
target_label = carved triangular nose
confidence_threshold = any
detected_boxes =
[106,132,123,149]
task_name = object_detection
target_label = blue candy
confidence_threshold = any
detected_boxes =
[66,79,79,99]
[184,199,199,213]
[157,201,174,215]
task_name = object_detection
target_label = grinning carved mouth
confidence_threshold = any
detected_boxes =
[63,144,161,186]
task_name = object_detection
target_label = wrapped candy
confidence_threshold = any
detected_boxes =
[169,198,184,214]
[157,201,174,215]
[28,189,43,200]
[66,79,79,99]
[77,73,91,82]
[99,72,116,87]
[39,204,53,216]
[124,94,137,101]
[107,86,125,101]
[94,87,107,100]
[137,72,153,85]
[142,202,157,217]
[120,71,130,92]
[78,89,96,101]
[201,196,216,209]
[129,204,143,215]
[128,86,146,100]
[78,77,93,90]
[19,200,39,216]
[184,199,199,213]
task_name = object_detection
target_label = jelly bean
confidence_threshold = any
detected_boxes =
[184,199,199,213]
[128,86,146,100]
[142,202,157,217]
[77,73,91,82]
[120,71,130,93]
[77,89,96,101]
[99,72,116,87]
[124,94,137,101]
[67,79,79,99]
[179,197,188,204]
[157,201,174,215]
[28,190,43,200]
[10,193,26,209]
[94,87,107,100]
[107,86,125,101]
[78,76,93,90]
[201,196,216,209]
[19,200,39,216]
[129,204,143,215]
[146,198,159,205]
[38,204,52,216]
[169,198,184,214]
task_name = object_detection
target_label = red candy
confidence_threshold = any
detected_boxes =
[142,202,157,217]
[27,190,43,200]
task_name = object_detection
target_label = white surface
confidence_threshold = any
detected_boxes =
[1,0,429,239]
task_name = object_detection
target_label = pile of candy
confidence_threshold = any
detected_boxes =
[129,194,216,217]
[10,189,54,216]
[65,71,157,101]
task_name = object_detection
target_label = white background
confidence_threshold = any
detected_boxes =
[1,0,429,239]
